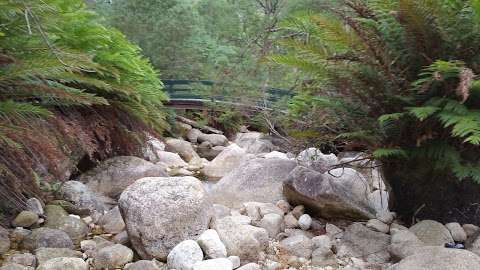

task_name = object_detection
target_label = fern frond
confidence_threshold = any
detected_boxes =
[373,148,408,159]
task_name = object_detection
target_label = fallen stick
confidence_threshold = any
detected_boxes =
[176,115,223,135]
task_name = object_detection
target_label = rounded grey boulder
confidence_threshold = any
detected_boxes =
[37,257,87,270]
[78,156,168,198]
[21,228,73,251]
[119,176,212,260]
[389,247,480,270]
[167,240,203,270]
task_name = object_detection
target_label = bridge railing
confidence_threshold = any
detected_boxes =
[162,79,293,106]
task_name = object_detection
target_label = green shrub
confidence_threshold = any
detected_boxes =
[274,0,480,182]
[0,0,168,148]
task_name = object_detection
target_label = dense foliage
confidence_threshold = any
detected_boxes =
[0,0,168,149]
[90,0,319,131]
[273,0,480,183]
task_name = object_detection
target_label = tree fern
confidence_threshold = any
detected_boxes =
[0,0,169,138]
[275,0,480,183]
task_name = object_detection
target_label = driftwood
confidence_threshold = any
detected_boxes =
[176,115,223,135]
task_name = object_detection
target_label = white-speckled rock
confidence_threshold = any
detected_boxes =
[37,257,87,270]
[298,214,312,231]
[0,264,34,270]
[210,158,296,208]
[366,219,390,234]
[237,263,261,270]
[279,235,313,259]
[26,198,44,216]
[228,256,240,269]
[296,148,337,173]
[156,151,188,168]
[192,258,232,270]
[212,216,268,263]
[124,260,161,270]
[165,138,200,162]
[98,206,125,234]
[389,247,480,270]
[197,229,227,259]
[201,144,250,180]
[409,220,453,246]
[337,223,390,264]
[93,244,133,270]
[257,213,284,238]
[167,240,203,270]
[119,177,212,260]
[22,228,74,251]
[445,222,467,242]
[4,253,36,268]
[78,156,168,198]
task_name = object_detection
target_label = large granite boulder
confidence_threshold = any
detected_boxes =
[388,247,480,270]
[44,205,88,245]
[197,133,228,147]
[284,166,376,220]
[212,216,268,263]
[187,128,203,143]
[119,176,212,261]
[201,144,251,180]
[388,229,425,260]
[234,132,276,154]
[409,220,454,246]
[22,228,74,251]
[337,223,391,264]
[210,158,296,208]
[59,181,115,213]
[78,156,167,198]
[197,142,225,161]
[296,148,338,173]
[165,138,200,162]
[156,151,188,168]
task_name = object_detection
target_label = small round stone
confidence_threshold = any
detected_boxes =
[298,214,312,230]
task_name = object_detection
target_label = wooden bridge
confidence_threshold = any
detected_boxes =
[162,79,293,111]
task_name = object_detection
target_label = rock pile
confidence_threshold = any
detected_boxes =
[1,121,480,269]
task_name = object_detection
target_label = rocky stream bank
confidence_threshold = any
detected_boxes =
[1,121,480,270]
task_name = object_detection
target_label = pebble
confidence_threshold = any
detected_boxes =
[12,211,39,228]
[298,214,312,230]
[291,205,305,219]
[284,214,298,229]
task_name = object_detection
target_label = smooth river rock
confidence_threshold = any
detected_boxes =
[165,138,200,162]
[212,216,269,263]
[284,166,376,220]
[388,247,480,270]
[210,158,296,208]
[119,176,212,260]
[409,220,454,246]
[78,156,167,198]
[201,144,250,180]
